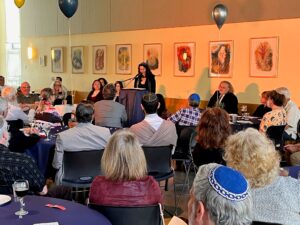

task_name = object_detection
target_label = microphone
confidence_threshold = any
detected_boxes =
[120,74,141,83]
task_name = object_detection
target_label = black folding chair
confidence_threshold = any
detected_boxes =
[62,149,104,202]
[252,221,282,225]
[88,203,164,225]
[142,145,176,215]
[266,125,286,151]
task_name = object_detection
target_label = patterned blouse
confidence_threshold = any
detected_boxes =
[259,108,287,133]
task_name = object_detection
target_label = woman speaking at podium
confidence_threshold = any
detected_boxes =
[134,62,156,93]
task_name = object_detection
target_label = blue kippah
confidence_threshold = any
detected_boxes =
[189,93,200,103]
[208,165,249,201]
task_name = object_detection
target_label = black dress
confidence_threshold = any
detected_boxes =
[252,104,272,118]
[207,91,238,114]
[87,90,103,103]
[134,75,156,93]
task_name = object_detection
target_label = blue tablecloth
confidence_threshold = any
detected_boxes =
[284,166,300,179]
[25,126,68,176]
[0,195,111,225]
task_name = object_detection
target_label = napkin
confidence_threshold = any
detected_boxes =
[168,216,187,225]
[45,204,66,210]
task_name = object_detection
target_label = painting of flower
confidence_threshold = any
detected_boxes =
[250,37,278,77]
[116,44,132,74]
[174,42,195,76]
[143,43,162,76]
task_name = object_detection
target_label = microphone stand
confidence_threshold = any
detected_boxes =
[122,74,140,88]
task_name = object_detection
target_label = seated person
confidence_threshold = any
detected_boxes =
[87,79,103,103]
[52,102,111,185]
[17,81,39,112]
[192,108,231,167]
[276,87,300,140]
[94,83,127,128]
[114,81,123,102]
[52,80,66,105]
[259,90,287,134]
[224,128,300,224]
[2,86,34,124]
[156,94,171,120]
[285,143,300,166]
[129,93,177,148]
[188,163,252,225]
[168,93,201,127]
[207,80,238,114]
[252,91,271,118]
[89,129,162,206]
[35,88,61,123]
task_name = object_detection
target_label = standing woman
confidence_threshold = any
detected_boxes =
[134,62,156,93]
[114,81,123,102]
[87,79,103,103]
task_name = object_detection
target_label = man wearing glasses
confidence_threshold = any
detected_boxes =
[17,81,39,112]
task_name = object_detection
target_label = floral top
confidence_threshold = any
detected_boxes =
[259,108,287,133]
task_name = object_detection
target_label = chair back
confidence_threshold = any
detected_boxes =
[35,112,62,124]
[174,126,196,156]
[252,222,282,225]
[62,149,104,184]
[266,125,285,150]
[297,119,300,139]
[142,145,173,176]
[7,119,24,132]
[88,204,163,225]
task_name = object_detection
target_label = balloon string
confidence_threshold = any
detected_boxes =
[216,29,221,106]
[68,19,74,104]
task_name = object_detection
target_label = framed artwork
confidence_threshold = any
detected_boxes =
[250,37,279,77]
[71,46,84,74]
[115,44,132,74]
[209,40,234,77]
[51,47,63,73]
[174,42,195,76]
[143,43,162,76]
[92,45,107,74]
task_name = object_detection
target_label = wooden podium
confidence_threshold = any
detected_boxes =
[119,88,148,127]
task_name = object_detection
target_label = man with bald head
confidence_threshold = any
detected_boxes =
[17,81,39,112]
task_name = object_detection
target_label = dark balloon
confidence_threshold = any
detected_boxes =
[212,4,228,30]
[59,0,78,19]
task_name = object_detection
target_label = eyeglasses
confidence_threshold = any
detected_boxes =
[21,86,30,89]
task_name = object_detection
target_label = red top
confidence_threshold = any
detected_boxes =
[89,176,163,206]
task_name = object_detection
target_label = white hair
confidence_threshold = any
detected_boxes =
[0,97,8,117]
[192,163,252,225]
[1,86,17,105]
[276,87,290,100]
[0,116,10,146]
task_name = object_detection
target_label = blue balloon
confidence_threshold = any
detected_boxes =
[59,0,78,19]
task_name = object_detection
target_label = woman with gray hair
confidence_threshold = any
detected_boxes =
[89,129,162,206]
[224,128,300,224]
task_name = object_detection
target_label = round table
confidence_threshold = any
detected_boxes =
[0,196,111,225]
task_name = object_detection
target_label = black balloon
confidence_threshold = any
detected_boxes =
[212,4,228,30]
[59,0,78,19]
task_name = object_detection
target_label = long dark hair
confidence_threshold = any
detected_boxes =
[156,94,167,117]
[138,62,154,78]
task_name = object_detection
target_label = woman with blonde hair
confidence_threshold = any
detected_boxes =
[89,129,162,206]
[224,128,300,224]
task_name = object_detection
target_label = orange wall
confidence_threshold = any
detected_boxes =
[21,18,300,105]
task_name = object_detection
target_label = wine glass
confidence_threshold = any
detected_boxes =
[13,180,29,217]
[43,123,52,141]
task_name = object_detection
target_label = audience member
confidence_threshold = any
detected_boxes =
[98,77,108,88]
[207,81,238,114]
[134,62,156,93]
[276,87,300,140]
[89,129,162,206]
[52,102,111,184]
[168,93,201,126]
[87,79,103,103]
[188,163,252,225]
[114,81,123,102]
[156,93,171,120]
[2,86,34,124]
[52,80,66,105]
[284,142,300,166]
[94,83,127,128]
[252,91,271,118]
[224,128,300,224]
[17,81,39,111]
[130,93,177,148]
[0,75,5,93]
[259,90,287,134]
[192,108,231,167]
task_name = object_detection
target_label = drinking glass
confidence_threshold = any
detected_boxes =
[13,180,29,217]
[241,105,247,119]
[43,123,52,141]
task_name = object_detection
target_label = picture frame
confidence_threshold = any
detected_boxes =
[115,44,132,74]
[143,43,162,76]
[71,46,84,74]
[92,45,107,74]
[51,47,63,73]
[250,37,279,77]
[174,42,195,76]
[209,40,234,77]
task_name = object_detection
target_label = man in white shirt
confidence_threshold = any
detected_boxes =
[276,87,300,140]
